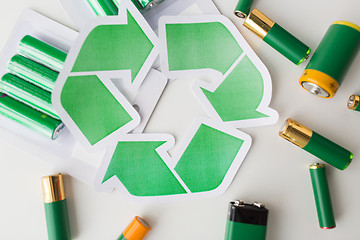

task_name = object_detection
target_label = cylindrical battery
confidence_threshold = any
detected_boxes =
[19,35,67,72]
[299,21,360,98]
[8,55,58,92]
[234,0,254,19]
[225,201,268,240]
[309,163,336,229]
[279,118,353,170]
[131,0,163,11]
[0,93,63,140]
[42,174,71,240]
[244,9,311,65]
[0,73,59,119]
[117,216,151,240]
[348,94,360,111]
[86,0,119,16]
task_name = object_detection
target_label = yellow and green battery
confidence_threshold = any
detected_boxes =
[309,164,336,229]
[224,201,268,240]
[348,94,360,111]
[118,216,151,240]
[243,9,311,65]
[0,93,63,140]
[300,21,360,98]
[42,174,71,240]
[19,35,67,72]
[8,54,58,92]
[0,73,59,119]
[279,118,353,170]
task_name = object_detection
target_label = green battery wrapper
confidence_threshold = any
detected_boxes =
[0,73,59,119]
[19,35,67,72]
[305,23,360,85]
[44,199,71,240]
[310,165,336,229]
[8,55,58,92]
[263,23,311,65]
[225,220,267,240]
[303,132,353,170]
[87,0,118,16]
[234,0,254,18]
[0,94,63,140]
[117,234,126,240]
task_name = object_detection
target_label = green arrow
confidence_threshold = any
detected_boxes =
[174,124,244,192]
[166,22,243,74]
[201,56,268,121]
[71,10,154,82]
[61,75,134,145]
[101,122,246,196]
[103,141,187,197]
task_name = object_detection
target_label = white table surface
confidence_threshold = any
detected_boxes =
[1,0,360,239]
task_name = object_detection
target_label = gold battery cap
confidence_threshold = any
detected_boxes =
[42,173,66,203]
[279,118,313,148]
[348,95,360,110]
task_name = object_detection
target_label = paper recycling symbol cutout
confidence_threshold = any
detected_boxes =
[52,0,278,202]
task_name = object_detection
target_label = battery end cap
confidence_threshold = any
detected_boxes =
[299,69,339,98]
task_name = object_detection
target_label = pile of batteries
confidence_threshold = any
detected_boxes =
[226,0,360,238]
[234,0,360,100]
[86,0,164,16]
[0,35,67,140]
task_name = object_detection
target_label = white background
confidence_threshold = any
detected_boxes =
[1,0,360,239]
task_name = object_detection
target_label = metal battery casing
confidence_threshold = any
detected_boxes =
[225,201,268,240]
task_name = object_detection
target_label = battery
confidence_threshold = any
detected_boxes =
[117,216,151,240]
[0,93,63,140]
[279,118,353,170]
[234,0,254,19]
[19,35,67,72]
[8,54,58,92]
[225,200,268,240]
[243,9,311,65]
[131,0,164,11]
[309,163,336,229]
[348,94,360,111]
[42,173,71,240]
[299,21,360,98]
[86,0,119,16]
[0,73,59,119]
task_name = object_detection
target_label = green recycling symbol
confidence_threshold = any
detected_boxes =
[52,2,278,202]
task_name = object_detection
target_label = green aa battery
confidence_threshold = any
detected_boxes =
[42,174,71,240]
[225,201,268,240]
[131,0,163,11]
[348,95,360,111]
[279,118,353,170]
[0,93,63,140]
[8,54,58,92]
[244,9,311,65]
[86,0,119,16]
[234,0,254,19]
[0,73,59,119]
[300,21,360,98]
[309,164,336,229]
[19,35,67,72]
